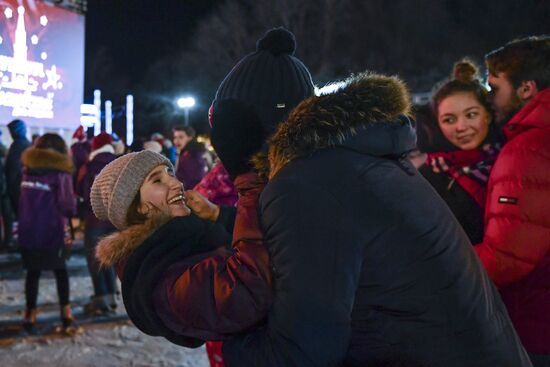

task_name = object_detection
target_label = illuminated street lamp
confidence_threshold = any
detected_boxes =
[177,96,195,126]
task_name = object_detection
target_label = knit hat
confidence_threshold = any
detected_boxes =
[213,27,314,134]
[211,27,314,178]
[143,140,163,154]
[90,150,173,230]
[72,125,86,142]
[150,132,164,141]
[92,132,113,151]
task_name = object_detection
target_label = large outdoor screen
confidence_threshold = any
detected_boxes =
[0,0,84,129]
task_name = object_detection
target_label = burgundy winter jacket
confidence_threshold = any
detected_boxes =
[96,173,271,345]
[153,172,272,340]
[474,87,550,354]
[192,161,237,367]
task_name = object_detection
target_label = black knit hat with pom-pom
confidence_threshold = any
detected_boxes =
[211,27,314,178]
[213,27,314,135]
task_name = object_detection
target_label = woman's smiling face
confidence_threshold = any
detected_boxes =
[138,164,191,218]
[437,92,491,150]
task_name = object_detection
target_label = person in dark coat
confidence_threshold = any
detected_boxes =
[172,125,207,189]
[91,28,314,367]
[70,125,91,189]
[5,119,31,217]
[70,126,91,227]
[0,133,12,249]
[165,27,315,367]
[221,73,531,367]
[18,133,78,335]
[76,132,118,315]
[476,36,550,366]
[418,59,501,244]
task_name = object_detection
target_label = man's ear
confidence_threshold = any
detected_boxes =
[517,80,538,101]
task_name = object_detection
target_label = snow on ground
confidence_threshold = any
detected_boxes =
[1,324,209,367]
[0,252,209,367]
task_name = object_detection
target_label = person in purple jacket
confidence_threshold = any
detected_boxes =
[18,133,78,335]
[172,125,207,189]
[76,132,118,315]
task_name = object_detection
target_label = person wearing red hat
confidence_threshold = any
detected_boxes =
[70,126,91,188]
[76,132,119,315]
[70,126,91,229]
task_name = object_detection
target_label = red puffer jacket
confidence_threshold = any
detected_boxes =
[475,88,550,354]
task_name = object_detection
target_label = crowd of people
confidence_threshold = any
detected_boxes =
[0,27,548,367]
[0,118,219,335]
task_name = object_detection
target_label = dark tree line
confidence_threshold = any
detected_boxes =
[87,0,550,138]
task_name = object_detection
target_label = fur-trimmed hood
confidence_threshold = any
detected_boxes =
[22,147,74,173]
[267,72,413,178]
[96,213,171,267]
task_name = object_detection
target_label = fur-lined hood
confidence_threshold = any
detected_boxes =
[267,72,413,178]
[96,213,171,267]
[22,147,74,173]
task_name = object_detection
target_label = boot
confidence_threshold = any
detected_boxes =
[60,304,81,336]
[22,308,37,334]
[106,293,117,311]
[83,295,111,316]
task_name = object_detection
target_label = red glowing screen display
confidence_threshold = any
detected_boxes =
[0,0,84,129]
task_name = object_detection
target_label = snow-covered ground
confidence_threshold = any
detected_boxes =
[0,252,209,367]
[1,323,209,367]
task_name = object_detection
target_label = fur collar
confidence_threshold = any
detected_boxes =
[251,152,270,180]
[267,72,412,178]
[22,147,74,173]
[96,213,171,267]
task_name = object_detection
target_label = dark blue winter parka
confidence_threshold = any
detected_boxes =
[222,73,531,367]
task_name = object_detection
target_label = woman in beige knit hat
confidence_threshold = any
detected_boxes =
[90,150,271,347]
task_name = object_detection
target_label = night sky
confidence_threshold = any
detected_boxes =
[84,0,217,99]
[82,0,549,138]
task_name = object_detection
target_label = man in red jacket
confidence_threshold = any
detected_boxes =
[475,36,550,366]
